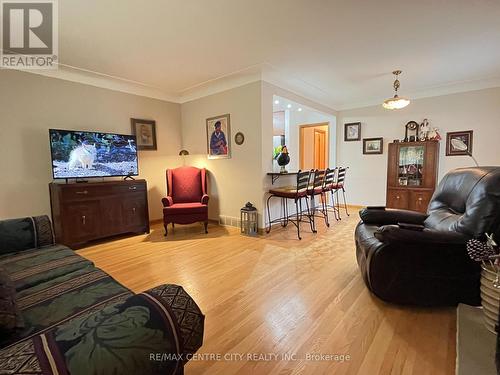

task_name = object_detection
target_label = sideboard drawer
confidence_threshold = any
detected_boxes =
[112,182,147,195]
[61,181,146,200]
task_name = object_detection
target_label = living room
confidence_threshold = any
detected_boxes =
[1,1,500,374]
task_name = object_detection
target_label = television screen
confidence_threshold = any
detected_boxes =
[49,129,139,179]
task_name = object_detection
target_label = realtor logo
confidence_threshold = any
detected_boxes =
[1,0,58,69]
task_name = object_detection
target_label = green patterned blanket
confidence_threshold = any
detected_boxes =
[0,285,204,375]
[0,216,204,374]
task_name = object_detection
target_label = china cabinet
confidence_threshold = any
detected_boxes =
[386,140,439,213]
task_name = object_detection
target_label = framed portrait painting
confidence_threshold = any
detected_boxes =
[446,130,473,156]
[344,122,361,141]
[206,114,231,159]
[363,137,383,155]
[131,119,157,150]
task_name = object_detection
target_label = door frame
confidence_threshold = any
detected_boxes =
[299,122,330,169]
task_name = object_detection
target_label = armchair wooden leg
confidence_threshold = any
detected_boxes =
[204,221,208,234]
[164,223,168,237]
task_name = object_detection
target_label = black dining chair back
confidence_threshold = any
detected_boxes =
[323,168,336,190]
[297,169,312,193]
[337,167,347,186]
[333,166,349,218]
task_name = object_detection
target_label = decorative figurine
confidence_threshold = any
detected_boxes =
[275,145,290,173]
[428,127,442,141]
[419,119,430,141]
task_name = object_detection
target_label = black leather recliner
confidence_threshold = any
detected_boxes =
[355,167,500,306]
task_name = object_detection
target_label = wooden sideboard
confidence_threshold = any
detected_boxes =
[49,179,150,248]
[386,141,439,213]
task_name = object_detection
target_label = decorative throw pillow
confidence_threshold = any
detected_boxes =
[0,217,35,255]
[0,268,23,337]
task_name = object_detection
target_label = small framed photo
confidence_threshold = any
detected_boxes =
[206,114,231,159]
[446,130,473,156]
[344,122,361,141]
[131,119,157,150]
[363,137,383,154]
[234,131,245,145]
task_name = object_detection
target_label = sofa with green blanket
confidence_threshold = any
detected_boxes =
[0,215,204,374]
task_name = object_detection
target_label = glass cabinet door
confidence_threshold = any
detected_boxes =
[398,145,425,186]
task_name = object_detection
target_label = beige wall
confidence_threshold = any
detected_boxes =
[180,82,263,225]
[0,70,182,221]
[7,70,497,228]
[337,87,500,207]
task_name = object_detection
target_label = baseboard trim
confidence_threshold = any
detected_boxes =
[150,206,364,231]
[149,218,219,226]
[346,204,364,210]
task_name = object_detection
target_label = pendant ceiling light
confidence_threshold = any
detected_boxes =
[382,70,410,110]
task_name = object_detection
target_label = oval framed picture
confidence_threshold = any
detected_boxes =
[234,132,245,145]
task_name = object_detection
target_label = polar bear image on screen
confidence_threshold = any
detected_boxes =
[68,143,97,169]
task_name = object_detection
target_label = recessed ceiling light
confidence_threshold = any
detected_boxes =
[274,100,279,105]
[287,104,292,109]
[298,108,303,112]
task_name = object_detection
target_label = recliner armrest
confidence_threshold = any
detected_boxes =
[201,194,209,205]
[161,196,173,207]
[359,207,428,226]
[374,225,471,246]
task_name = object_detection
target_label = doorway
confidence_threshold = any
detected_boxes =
[299,123,329,170]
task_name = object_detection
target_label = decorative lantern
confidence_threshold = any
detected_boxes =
[240,202,258,236]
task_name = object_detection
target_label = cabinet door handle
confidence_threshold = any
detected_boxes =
[418,197,423,201]
[396,195,400,199]
[132,207,136,214]
[129,186,137,190]
[76,190,88,195]
[82,215,86,225]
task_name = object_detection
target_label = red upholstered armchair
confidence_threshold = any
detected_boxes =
[162,166,209,236]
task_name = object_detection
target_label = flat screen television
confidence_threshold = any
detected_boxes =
[49,129,139,179]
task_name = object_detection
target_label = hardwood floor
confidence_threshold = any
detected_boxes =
[78,214,456,375]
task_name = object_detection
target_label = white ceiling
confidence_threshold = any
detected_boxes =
[40,0,500,109]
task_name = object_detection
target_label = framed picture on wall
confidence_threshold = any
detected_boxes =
[363,137,383,154]
[344,122,361,141]
[206,114,231,159]
[131,118,157,150]
[446,130,473,156]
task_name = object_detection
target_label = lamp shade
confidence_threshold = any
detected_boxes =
[382,95,410,110]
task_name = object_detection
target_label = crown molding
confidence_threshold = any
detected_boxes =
[178,64,263,103]
[260,64,338,114]
[13,63,500,112]
[336,76,500,111]
[22,64,180,102]
[14,61,338,111]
